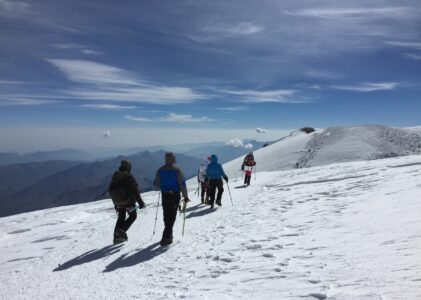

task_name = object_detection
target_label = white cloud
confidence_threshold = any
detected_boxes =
[0,80,25,85]
[125,113,214,123]
[285,7,414,19]
[222,89,297,103]
[53,43,83,49]
[384,41,421,50]
[404,53,421,60]
[161,113,214,123]
[46,59,207,104]
[203,22,264,35]
[102,130,111,139]
[0,97,56,106]
[125,115,152,122]
[256,128,267,134]
[70,86,206,105]
[81,104,136,110]
[296,83,322,90]
[305,70,341,80]
[80,49,103,56]
[330,82,399,92]
[226,139,244,148]
[226,139,254,149]
[0,0,29,13]
[218,106,248,111]
[47,59,139,86]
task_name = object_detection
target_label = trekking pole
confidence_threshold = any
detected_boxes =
[254,166,257,180]
[152,192,161,237]
[195,182,199,196]
[226,182,234,206]
[181,199,188,236]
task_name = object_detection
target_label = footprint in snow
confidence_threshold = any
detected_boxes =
[308,279,322,284]
[308,293,327,300]
[262,253,275,258]
[246,244,262,250]
[8,229,31,234]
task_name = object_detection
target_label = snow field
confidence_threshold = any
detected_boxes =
[0,155,420,299]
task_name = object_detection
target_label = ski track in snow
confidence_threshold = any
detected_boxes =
[0,155,421,299]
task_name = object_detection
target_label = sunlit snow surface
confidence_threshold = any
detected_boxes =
[1,155,421,299]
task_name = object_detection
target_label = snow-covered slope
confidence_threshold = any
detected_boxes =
[224,125,421,178]
[1,154,421,299]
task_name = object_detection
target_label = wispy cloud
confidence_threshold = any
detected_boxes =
[330,82,399,92]
[305,70,341,80]
[0,97,56,106]
[404,53,421,60]
[161,113,214,123]
[285,7,414,19]
[0,80,26,85]
[125,113,214,123]
[384,41,421,50]
[46,59,207,104]
[0,0,29,13]
[53,44,103,55]
[296,83,322,90]
[47,59,138,86]
[125,115,152,122]
[81,104,136,110]
[221,89,298,103]
[218,106,248,111]
[203,22,264,35]
[80,49,103,56]
[53,43,82,49]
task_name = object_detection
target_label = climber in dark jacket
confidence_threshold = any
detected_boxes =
[205,154,228,208]
[109,160,145,244]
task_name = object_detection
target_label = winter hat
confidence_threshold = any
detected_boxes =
[165,152,176,166]
[119,160,132,172]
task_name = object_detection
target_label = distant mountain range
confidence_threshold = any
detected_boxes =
[0,149,94,166]
[0,140,267,166]
[0,151,201,217]
[0,138,272,217]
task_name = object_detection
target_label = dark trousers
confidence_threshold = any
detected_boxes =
[162,192,181,239]
[209,179,223,205]
[115,206,137,233]
[244,175,251,185]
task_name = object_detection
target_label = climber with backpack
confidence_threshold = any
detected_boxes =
[205,154,228,209]
[154,152,190,246]
[109,160,145,244]
[241,152,256,186]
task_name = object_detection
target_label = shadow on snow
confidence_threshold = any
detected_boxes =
[186,207,215,219]
[234,185,248,189]
[53,244,124,272]
[103,242,169,272]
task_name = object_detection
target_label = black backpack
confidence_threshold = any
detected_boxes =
[109,172,131,206]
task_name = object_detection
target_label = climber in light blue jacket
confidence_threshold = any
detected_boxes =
[205,154,228,208]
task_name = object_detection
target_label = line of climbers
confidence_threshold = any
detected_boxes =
[108,152,256,246]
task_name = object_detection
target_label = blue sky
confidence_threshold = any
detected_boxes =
[0,0,420,151]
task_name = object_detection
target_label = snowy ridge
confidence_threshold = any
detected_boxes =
[1,154,421,299]
[224,125,421,177]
